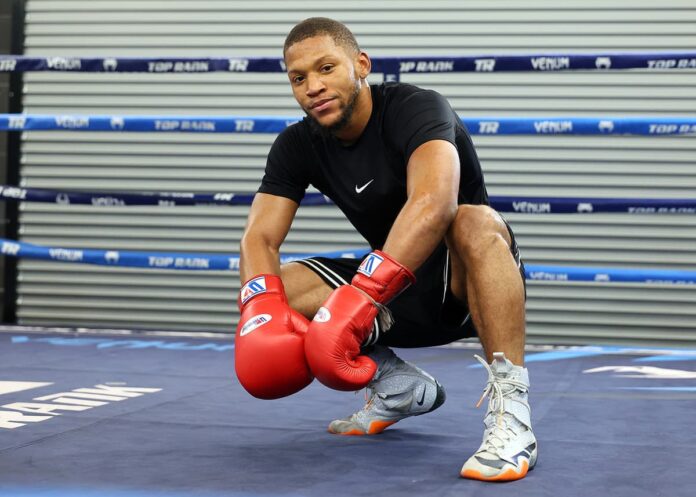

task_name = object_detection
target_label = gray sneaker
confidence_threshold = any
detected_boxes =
[460,352,537,481]
[328,345,446,435]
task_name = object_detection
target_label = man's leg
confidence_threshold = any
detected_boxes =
[445,205,536,482]
[285,257,446,435]
[281,261,333,319]
[445,205,526,365]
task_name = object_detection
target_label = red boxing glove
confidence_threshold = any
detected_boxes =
[305,251,415,391]
[234,274,314,400]
[352,250,416,304]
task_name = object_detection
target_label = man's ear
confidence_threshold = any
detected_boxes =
[357,50,372,79]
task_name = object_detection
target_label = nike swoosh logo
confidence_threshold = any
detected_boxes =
[355,179,374,194]
[416,388,426,406]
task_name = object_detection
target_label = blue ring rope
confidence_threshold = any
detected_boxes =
[1,52,696,74]
[2,114,695,136]
[1,53,692,282]
[1,238,694,284]
[1,186,694,214]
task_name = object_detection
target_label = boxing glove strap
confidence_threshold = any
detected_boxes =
[238,274,286,309]
[352,250,416,304]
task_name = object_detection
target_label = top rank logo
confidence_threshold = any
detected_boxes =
[399,60,455,73]
[647,58,696,69]
[148,60,210,72]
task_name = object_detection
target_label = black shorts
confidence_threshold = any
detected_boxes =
[295,222,525,348]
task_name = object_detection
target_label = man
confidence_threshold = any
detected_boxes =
[234,17,537,482]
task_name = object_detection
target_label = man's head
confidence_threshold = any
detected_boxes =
[283,18,371,139]
[283,17,360,59]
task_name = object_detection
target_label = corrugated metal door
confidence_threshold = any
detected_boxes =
[15,0,696,345]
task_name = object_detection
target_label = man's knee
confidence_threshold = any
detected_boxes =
[446,205,511,259]
[280,262,332,318]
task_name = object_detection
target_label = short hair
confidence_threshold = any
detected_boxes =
[283,17,360,56]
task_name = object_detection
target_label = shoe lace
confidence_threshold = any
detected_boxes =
[355,383,379,414]
[473,354,528,455]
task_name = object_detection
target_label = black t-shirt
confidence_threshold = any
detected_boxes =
[259,82,489,249]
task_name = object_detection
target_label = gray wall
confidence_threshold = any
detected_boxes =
[14,0,696,346]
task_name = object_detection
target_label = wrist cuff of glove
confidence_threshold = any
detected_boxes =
[238,274,286,309]
[352,250,416,304]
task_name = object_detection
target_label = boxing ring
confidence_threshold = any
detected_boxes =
[1,52,695,496]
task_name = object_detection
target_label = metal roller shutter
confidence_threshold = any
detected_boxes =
[14,0,696,345]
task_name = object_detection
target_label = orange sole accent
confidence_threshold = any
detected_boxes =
[327,419,397,436]
[460,460,529,482]
[366,420,397,434]
[328,428,368,436]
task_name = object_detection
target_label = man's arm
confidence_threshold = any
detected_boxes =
[240,192,299,281]
[381,139,460,272]
[303,139,461,391]
[235,192,314,400]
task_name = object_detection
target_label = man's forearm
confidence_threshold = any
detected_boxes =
[381,194,457,272]
[239,234,282,283]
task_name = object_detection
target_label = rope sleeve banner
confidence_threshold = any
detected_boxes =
[2,53,696,73]
[1,186,693,213]
[1,238,694,283]
[1,115,695,136]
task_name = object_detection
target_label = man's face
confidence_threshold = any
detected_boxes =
[284,35,364,133]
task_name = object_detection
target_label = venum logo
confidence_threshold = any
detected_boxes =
[530,57,570,71]
[110,117,125,130]
[104,251,120,264]
[595,57,612,69]
[55,116,90,129]
[91,197,126,206]
[49,249,83,262]
[598,120,615,133]
[512,201,551,213]
[103,58,118,71]
[240,314,272,336]
[45,57,81,70]
[534,121,573,134]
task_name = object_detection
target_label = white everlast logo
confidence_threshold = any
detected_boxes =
[314,307,331,323]
[240,314,272,336]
